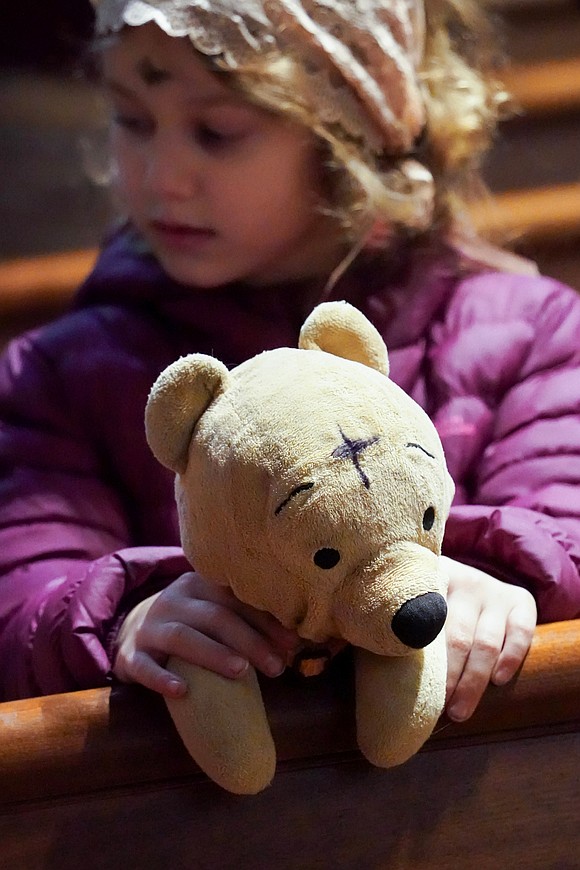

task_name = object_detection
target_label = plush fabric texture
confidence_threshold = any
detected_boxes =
[1,223,580,702]
[167,658,276,794]
[146,301,453,651]
[146,300,453,791]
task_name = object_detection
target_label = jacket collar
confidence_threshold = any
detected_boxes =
[75,222,463,365]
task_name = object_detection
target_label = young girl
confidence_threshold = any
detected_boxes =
[1,0,578,725]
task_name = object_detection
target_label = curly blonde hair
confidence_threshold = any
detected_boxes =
[91,1,507,247]
[209,0,507,244]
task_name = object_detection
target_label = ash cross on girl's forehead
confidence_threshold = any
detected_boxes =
[332,427,380,489]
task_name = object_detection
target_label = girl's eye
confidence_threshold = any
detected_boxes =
[112,114,154,137]
[195,123,246,151]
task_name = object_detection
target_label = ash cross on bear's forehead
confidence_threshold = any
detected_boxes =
[332,427,380,489]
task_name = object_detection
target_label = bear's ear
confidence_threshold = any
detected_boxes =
[299,301,389,376]
[145,354,230,474]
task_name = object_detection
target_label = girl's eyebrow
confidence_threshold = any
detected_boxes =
[102,75,250,111]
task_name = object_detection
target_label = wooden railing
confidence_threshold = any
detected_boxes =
[502,57,580,116]
[472,182,580,242]
[0,620,579,868]
[0,248,97,317]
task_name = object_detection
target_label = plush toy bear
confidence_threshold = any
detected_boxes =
[145,301,455,794]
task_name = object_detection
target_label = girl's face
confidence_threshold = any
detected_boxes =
[102,23,345,288]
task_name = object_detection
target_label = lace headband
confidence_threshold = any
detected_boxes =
[90,0,426,157]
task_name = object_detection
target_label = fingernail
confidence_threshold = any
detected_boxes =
[167,678,187,696]
[448,704,470,722]
[228,656,248,676]
[265,654,285,677]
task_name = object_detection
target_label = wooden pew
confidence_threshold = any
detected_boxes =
[0,248,97,316]
[501,57,580,117]
[1,620,579,869]
[0,249,97,348]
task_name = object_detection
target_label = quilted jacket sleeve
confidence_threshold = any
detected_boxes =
[432,272,580,622]
[0,331,190,701]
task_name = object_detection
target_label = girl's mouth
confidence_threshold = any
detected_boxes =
[149,220,217,250]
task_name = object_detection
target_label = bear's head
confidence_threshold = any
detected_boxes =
[146,301,454,657]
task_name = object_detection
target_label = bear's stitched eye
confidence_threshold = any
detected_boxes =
[314,548,341,569]
[422,507,435,531]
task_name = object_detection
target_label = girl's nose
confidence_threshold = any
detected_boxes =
[146,133,201,199]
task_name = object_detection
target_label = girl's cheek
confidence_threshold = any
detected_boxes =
[110,144,145,196]
[109,161,142,218]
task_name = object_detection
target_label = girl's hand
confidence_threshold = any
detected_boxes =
[112,571,300,699]
[441,556,537,722]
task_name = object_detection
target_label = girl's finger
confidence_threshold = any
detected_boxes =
[235,602,300,653]
[156,607,286,678]
[183,574,299,647]
[444,598,478,705]
[492,603,536,685]
[446,609,505,721]
[122,650,188,699]
[161,628,251,679]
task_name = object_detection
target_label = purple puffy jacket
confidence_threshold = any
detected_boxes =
[1,227,580,700]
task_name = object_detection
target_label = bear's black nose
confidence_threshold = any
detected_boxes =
[391,592,447,649]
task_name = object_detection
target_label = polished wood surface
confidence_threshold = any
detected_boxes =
[502,57,580,115]
[0,621,579,868]
[0,248,97,315]
[473,182,580,243]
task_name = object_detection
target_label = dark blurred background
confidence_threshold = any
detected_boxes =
[0,0,579,337]
[0,2,94,71]
[0,1,113,259]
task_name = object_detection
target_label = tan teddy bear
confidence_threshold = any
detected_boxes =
[145,301,455,794]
